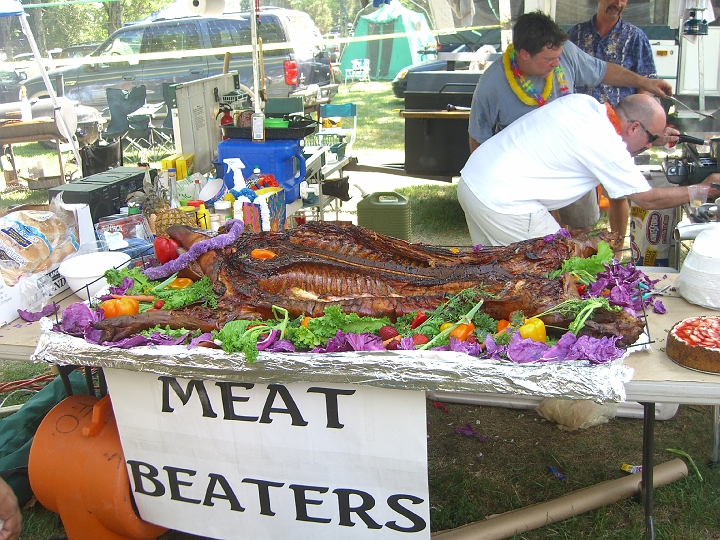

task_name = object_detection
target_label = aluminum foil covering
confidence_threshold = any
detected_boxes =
[33,320,632,402]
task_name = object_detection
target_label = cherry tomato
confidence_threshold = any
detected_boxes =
[100,297,139,318]
[153,235,181,264]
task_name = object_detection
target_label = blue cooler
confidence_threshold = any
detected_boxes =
[217,139,306,203]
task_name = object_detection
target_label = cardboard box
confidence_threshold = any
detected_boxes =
[161,154,182,171]
[175,154,196,181]
[0,203,95,327]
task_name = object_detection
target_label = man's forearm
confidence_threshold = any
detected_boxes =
[608,198,629,238]
[602,63,667,95]
[469,135,480,153]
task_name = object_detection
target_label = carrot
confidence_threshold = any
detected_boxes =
[110,294,156,302]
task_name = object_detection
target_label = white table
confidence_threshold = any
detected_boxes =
[3,273,718,538]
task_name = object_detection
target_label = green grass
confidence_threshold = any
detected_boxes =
[331,81,404,151]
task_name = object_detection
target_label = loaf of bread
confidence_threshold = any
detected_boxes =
[0,209,78,286]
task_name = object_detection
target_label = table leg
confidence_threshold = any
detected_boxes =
[641,402,656,540]
[712,405,719,465]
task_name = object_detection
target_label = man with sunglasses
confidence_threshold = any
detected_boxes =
[457,93,719,247]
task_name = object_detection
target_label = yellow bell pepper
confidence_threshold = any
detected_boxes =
[165,277,194,289]
[518,317,546,342]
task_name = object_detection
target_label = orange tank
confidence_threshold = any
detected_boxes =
[28,394,168,540]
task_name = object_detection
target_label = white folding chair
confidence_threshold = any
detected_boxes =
[344,59,370,85]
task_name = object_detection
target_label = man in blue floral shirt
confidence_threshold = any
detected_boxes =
[568,0,657,105]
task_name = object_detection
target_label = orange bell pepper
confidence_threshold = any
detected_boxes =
[496,319,511,332]
[450,322,475,341]
[250,248,277,259]
[100,297,139,318]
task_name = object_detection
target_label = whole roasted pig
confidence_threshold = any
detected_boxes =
[95,223,643,346]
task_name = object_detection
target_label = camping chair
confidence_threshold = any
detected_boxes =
[103,86,148,143]
[317,103,358,153]
[151,82,176,156]
[344,59,370,85]
[80,139,123,177]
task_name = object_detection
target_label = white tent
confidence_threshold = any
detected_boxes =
[0,0,81,168]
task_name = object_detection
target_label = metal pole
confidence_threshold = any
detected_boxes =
[251,0,261,114]
[641,402,656,540]
[17,12,82,169]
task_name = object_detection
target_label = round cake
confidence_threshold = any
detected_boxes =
[666,316,720,373]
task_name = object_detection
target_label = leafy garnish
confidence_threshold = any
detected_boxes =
[533,297,621,335]
[154,276,218,310]
[548,241,614,282]
[105,266,151,294]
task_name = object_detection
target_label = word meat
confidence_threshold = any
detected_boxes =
[160,377,356,428]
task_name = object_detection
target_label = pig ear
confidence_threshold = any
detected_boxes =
[166,225,207,250]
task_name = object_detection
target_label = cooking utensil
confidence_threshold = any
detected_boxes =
[666,96,716,119]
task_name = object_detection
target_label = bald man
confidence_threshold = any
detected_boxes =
[458,93,720,246]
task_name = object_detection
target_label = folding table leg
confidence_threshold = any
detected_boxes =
[712,405,720,465]
[641,402,656,540]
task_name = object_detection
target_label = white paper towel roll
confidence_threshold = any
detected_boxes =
[187,0,224,16]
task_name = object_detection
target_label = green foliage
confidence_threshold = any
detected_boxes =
[549,241,614,281]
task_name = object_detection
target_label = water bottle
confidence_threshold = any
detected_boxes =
[168,168,180,209]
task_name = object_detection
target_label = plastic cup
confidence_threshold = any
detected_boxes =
[687,185,710,208]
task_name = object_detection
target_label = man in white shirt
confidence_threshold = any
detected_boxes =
[458,93,719,246]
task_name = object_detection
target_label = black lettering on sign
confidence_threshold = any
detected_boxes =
[159,377,217,418]
[332,488,382,529]
[288,484,331,523]
[164,466,201,504]
[204,473,245,512]
[215,382,258,421]
[242,478,284,516]
[127,460,165,497]
[307,387,356,429]
[385,494,427,533]
[259,384,308,426]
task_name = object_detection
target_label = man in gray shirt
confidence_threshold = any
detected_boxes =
[467,12,674,239]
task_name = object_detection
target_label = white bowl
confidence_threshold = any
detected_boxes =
[58,251,131,298]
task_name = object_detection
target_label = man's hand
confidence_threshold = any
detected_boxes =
[0,479,21,540]
[655,125,680,147]
[641,78,672,98]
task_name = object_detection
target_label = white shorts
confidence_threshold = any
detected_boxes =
[457,177,561,247]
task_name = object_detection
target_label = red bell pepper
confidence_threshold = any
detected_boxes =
[410,312,428,329]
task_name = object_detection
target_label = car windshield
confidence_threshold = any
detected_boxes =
[0,64,19,82]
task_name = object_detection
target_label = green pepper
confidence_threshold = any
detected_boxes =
[518,317,546,343]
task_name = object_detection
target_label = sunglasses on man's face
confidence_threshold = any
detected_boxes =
[631,120,660,144]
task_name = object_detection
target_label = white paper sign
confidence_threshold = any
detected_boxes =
[104,368,430,539]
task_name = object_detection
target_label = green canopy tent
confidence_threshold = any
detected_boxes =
[340,2,435,81]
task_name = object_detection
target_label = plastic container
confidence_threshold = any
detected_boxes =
[357,192,411,241]
[214,200,233,222]
[217,139,306,203]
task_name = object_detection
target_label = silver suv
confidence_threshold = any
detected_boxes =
[24,8,338,111]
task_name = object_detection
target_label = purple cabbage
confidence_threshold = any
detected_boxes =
[60,303,104,337]
[144,219,244,280]
[17,304,58,323]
